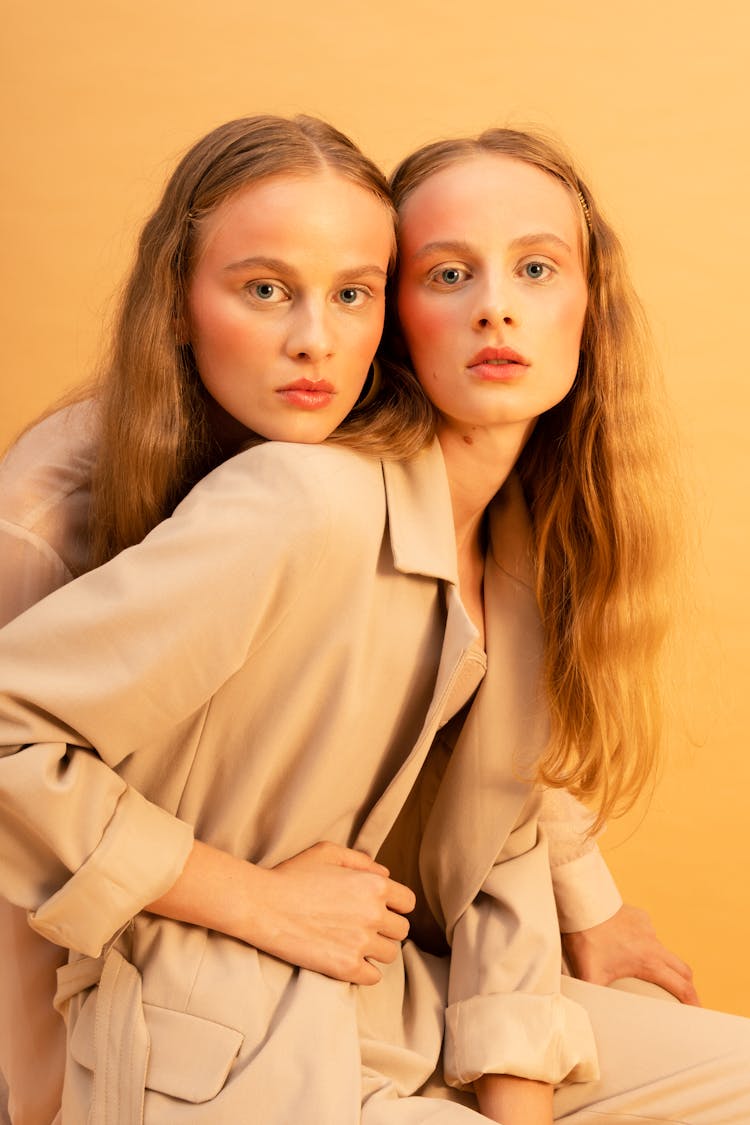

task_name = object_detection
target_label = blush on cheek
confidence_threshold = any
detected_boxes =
[400,301,449,359]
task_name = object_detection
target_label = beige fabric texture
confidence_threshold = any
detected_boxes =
[0,403,97,1125]
[0,436,597,1119]
[0,405,617,1121]
[2,413,747,1122]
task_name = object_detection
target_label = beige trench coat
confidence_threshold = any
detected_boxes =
[0,440,594,1122]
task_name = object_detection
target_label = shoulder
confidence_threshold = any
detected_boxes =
[0,400,98,578]
[215,440,384,500]
[176,441,387,550]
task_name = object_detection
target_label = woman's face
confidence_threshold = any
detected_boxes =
[396,154,588,444]
[187,171,393,444]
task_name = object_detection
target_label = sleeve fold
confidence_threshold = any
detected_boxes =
[445,802,599,1087]
[444,989,599,1087]
[29,786,194,956]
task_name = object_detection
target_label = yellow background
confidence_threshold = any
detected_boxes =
[1,1,749,1014]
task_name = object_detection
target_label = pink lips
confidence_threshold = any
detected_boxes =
[277,378,336,410]
[467,346,529,381]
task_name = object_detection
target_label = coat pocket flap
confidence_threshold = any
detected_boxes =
[70,991,244,1104]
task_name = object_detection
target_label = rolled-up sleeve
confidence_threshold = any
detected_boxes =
[0,733,195,956]
[540,787,623,933]
[444,804,599,1089]
[29,787,193,956]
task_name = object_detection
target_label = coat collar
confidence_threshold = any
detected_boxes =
[384,441,536,594]
[382,440,458,585]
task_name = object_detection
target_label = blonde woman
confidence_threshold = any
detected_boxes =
[353,127,750,1123]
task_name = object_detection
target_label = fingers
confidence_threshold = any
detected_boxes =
[367,933,405,966]
[325,929,403,985]
[384,877,416,916]
[265,842,417,986]
[674,977,701,1006]
[637,963,701,1005]
[378,908,410,943]
[356,960,383,986]
[304,841,389,876]
[661,946,695,985]
[637,951,700,1005]
[329,845,391,878]
[349,928,408,984]
[317,842,416,914]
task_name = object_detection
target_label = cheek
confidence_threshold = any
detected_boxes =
[190,300,260,365]
[398,292,455,362]
[565,285,588,343]
[545,291,587,361]
[361,308,387,356]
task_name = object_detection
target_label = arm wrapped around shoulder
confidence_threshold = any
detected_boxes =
[0,441,383,954]
[444,803,599,1089]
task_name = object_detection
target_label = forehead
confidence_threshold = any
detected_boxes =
[397,154,580,254]
[196,171,394,258]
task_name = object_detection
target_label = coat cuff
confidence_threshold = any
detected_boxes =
[552,849,623,933]
[28,786,194,956]
[444,990,599,1088]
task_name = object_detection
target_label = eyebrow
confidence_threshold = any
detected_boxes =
[223,255,388,282]
[409,232,573,261]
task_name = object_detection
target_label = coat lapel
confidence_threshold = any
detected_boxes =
[419,475,550,940]
[354,583,480,859]
[354,443,479,857]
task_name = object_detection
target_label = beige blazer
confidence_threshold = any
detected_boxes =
[0,439,595,1121]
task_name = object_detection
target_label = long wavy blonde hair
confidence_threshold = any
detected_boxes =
[389,128,680,823]
[89,114,432,567]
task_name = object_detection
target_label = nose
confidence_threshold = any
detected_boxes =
[285,298,335,363]
[472,272,516,331]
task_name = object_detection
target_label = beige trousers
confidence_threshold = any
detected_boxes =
[361,978,750,1125]
[555,977,750,1123]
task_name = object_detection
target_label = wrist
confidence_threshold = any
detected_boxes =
[147,840,269,948]
[475,1073,553,1125]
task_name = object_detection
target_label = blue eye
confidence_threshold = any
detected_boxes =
[339,288,360,305]
[428,265,468,288]
[523,262,549,280]
[247,280,289,304]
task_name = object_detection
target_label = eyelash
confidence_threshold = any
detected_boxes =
[245,281,289,304]
[336,286,372,308]
[519,260,555,281]
[426,260,557,289]
[427,265,471,288]
[243,282,373,307]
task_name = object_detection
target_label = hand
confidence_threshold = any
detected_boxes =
[562,903,700,1005]
[251,841,416,985]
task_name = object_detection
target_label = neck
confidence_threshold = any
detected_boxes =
[437,418,533,551]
